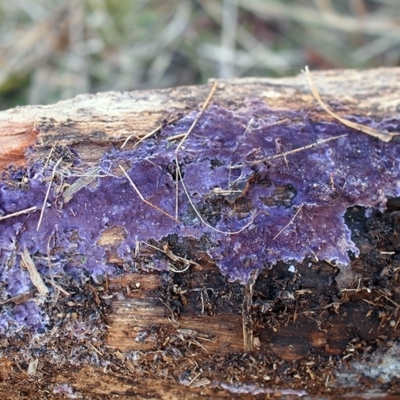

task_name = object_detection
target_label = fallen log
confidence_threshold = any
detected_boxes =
[0,68,400,399]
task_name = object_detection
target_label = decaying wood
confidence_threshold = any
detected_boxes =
[1,68,400,399]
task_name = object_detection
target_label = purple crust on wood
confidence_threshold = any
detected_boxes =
[0,102,399,331]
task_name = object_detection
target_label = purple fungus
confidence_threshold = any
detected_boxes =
[0,102,399,331]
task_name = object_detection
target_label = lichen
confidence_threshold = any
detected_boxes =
[0,102,399,331]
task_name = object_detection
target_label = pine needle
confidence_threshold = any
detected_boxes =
[177,166,258,235]
[119,165,179,222]
[175,81,218,154]
[174,81,218,219]
[273,204,303,240]
[303,66,397,143]
[121,125,161,149]
[172,81,257,234]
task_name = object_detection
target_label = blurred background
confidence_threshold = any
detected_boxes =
[0,0,399,110]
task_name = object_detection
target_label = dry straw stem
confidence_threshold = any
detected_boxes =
[303,66,397,143]
[119,164,179,223]
[234,134,347,169]
[167,133,186,142]
[162,241,200,267]
[378,289,400,310]
[0,206,38,221]
[37,157,63,231]
[21,248,49,296]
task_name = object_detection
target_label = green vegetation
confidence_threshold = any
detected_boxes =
[0,0,398,109]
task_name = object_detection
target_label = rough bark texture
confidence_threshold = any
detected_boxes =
[1,68,400,399]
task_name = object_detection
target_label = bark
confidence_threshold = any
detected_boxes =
[0,68,400,399]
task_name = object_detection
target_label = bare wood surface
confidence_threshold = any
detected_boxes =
[1,67,399,168]
[0,68,400,399]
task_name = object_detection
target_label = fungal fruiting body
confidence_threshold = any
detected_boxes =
[0,102,399,332]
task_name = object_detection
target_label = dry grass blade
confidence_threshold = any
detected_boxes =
[167,133,186,142]
[303,66,396,143]
[63,166,100,203]
[170,78,259,235]
[21,248,49,296]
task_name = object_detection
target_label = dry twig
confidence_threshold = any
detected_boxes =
[144,242,198,273]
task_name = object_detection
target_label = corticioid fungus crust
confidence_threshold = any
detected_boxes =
[0,102,399,332]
